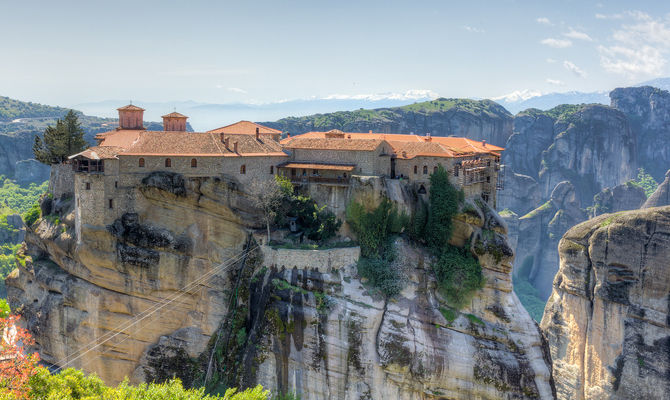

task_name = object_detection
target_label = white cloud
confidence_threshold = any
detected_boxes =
[564,60,587,77]
[595,13,624,20]
[598,12,670,77]
[322,89,439,101]
[563,28,593,41]
[546,78,565,86]
[227,87,247,94]
[463,25,485,33]
[540,38,573,48]
[546,58,557,63]
[537,17,553,25]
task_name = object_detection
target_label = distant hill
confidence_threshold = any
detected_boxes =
[0,96,71,122]
[262,98,514,147]
[494,91,609,114]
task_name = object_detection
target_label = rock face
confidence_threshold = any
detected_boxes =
[643,169,670,208]
[541,206,670,399]
[263,98,514,147]
[7,174,555,399]
[589,182,647,218]
[610,86,670,182]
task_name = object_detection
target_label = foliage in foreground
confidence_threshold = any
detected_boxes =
[346,197,406,297]
[0,177,48,215]
[630,168,658,197]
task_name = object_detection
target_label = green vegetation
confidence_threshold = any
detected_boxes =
[346,198,406,298]
[439,307,456,324]
[0,177,48,215]
[267,98,510,134]
[519,104,583,122]
[0,299,10,318]
[465,314,484,326]
[33,110,87,165]
[629,168,658,197]
[513,256,546,322]
[268,241,357,250]
[21,367,270,399]
[498,208,518,218]
[519,200,553,220]
[22,203,41,227]
[433,244,484,309]
[425,166,463,250]
[0,96,70,122]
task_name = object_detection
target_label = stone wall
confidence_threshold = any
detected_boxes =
[48,162,75,199]
[260,245,360,273]
[291,146,390,176]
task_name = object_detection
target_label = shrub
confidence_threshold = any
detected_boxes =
[433,245,484,309]
[22,203,41,227]
[425,165,463,252]
[631,168,658,197]
[0,300,10,319]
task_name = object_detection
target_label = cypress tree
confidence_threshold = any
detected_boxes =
[33,110,87,165]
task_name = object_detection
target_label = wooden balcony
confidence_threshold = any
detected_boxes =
[289,176,350,186]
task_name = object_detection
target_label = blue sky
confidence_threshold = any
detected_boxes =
[2,0,670,106]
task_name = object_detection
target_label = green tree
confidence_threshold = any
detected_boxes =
[632,168,659,197]
[425,165,463,251]
[33,110,87,165]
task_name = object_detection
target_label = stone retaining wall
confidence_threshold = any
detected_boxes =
[260,245,360,272]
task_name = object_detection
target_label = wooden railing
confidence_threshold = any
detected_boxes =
[289,176,350,185]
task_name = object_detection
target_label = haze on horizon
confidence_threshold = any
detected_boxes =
[2,0,670,108]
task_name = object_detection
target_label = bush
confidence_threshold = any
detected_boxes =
[631,168,658,197]
[22,203,41,227]
[281,193,341,243]
[0,300,10,319]
[425,165,463,251]
[433,244,484,309]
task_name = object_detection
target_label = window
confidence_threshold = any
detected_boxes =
[434,166,438,173]
[165,158,172,167]
[486,176,491,183]
[414,165,418,174]
[487,160,491,167]
[108,199,113,209]
[191,158,197,168]
[139,158,145,167]
[423,166,428,174]
[454,166,459,177]
[85,182,91,190]
[114,181,118,188]
[270,166,274,174]
[240,164,246,174]
[291,168,296,176]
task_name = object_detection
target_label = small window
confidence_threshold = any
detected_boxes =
[240,164,246,174]
[165,158,172,167]
[313,169,318,175]
[454,166,459,177]
[434,166,438,173]
[291,169,296,176]
[191,158,197,168]
[423,166,428,174]
[114,181,118,188]
[414,165,418,174]
[270,166,274,174]
[85,182,90,190]
[487,160,491,167]
[139,158,145,167]
[108,199,113,209]
[486,176,491,183]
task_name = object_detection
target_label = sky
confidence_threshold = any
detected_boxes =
[2,0,670,106]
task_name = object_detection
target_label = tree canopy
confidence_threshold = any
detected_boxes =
[33,110,87,165]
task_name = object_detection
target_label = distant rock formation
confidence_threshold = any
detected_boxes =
[643,169,670,208]
[589,182,647,218]
[542,206,670,399]
[611,86,670,182]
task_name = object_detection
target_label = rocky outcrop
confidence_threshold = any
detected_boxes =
[7,173,554,399]
[541,206,670,399]
[263,98,514,147]
[643,169,670,208]
[589,182,647,218]
[610,86,670,182]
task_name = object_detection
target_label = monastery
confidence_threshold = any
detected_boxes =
[68,105,504,235]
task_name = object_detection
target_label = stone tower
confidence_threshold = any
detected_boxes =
[161,111,188,132]
[117,104,145,130]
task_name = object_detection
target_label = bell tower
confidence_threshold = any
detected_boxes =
[161,111,188,132]
[117,104,145,130]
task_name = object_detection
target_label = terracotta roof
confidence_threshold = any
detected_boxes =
[278,162,356,171]
[162,111,188,118]
[69,146,125,160]
[281,137,383,151]
[285,131,503,156]
[117,104,145,111]
[208,121,281,135]
[387,140,458,159]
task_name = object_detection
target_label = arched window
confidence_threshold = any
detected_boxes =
[191,158,197,168]
[423,166,428,174]
[165,158,172,167]
[434,166,438,173]
[270,165,274,174]
[414,165,418,174]
[139,158,145,167]
[240,164,246,174]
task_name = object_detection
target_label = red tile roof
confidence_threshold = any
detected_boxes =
[117,104,145,111]
[278,162,356,171]
[208,121,281,135]
[162,112,188,118]
[69,146,125,160]
[281,137,383,151]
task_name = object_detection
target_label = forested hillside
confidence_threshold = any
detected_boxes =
[0,96,70,121]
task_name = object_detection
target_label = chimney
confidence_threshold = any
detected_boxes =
[369,130,372,134]
[255,127,260,140]
[162,111,188,132]
[117,104,145,130]
[425,132,432,142]
[233,142,238,153]
[482,140,487,147]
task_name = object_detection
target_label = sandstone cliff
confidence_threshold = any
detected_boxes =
[7,173,555,399]
[643,169,670,209]
[541,206,670,399]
